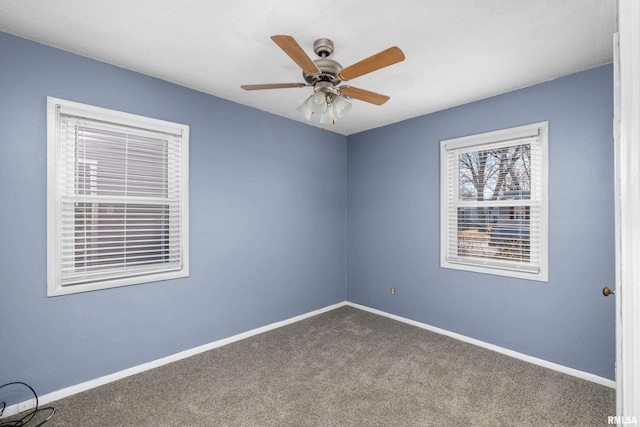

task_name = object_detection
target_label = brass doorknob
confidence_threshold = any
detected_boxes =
[603,286,615,297]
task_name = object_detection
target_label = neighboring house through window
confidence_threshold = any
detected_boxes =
[47,97,189,296]
[440,122,548,281]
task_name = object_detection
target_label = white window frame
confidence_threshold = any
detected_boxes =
[47,97,189,296]
[440,122,548,282]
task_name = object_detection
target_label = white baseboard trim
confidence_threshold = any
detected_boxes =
[1,299,614,418]
[1,301,347,418]
[346,301,616,389]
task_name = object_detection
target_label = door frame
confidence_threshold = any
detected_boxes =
[615,0,640,420]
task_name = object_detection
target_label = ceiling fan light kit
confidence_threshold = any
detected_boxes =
[241,35,405,127]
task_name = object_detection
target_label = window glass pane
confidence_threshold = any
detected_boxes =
[75,126,169,198]
[455,144,533,262]
[456,206,531,262]
[489,205,531,262]
[458,144,531,202]
[73,203,171,272]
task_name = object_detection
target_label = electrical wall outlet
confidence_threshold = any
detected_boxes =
[390,287,395,295]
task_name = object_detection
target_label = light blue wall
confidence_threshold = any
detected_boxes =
[0,30,615,397]
[347,64,615,380]
[0,33,347,395]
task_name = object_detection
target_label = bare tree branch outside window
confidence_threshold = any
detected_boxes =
[457,144,531,261]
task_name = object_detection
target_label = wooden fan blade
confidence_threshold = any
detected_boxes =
[339,86,390,105]
[271,35,320,74]
[338,46,405,81]
[241,83,307,90]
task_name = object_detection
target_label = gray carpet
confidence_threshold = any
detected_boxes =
[25,306,615,426]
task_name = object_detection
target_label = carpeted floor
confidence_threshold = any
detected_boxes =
[19,306,615,426]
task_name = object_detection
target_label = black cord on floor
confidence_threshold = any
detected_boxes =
[0,382,55,427]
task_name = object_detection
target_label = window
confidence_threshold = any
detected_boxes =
[47,97,189,296]
[440,122,548,281]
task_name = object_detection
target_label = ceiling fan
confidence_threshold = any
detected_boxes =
[241,35,405,125]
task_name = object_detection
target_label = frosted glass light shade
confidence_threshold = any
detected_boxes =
[332,95,352,118]
[296,97,313,120]
[320,104,335,124]
[309,92,327,113]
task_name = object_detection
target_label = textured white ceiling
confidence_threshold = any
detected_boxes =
[0,0,617,135]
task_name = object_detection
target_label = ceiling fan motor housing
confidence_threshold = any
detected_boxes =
[303,38,343,87]
[313,38,334,57]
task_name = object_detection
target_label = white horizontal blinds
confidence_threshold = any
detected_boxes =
[445,133,541,273]
[58,113,183,286]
